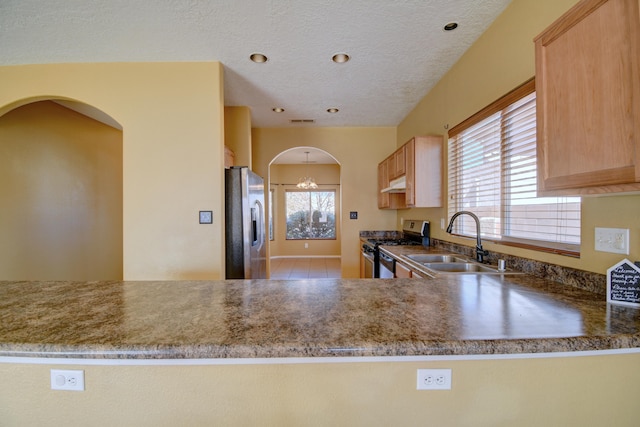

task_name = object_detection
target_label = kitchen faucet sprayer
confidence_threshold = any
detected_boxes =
[446,211,489,263]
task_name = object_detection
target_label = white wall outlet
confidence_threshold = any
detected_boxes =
[304,242,309,249]
[51,369,85,391]
[417,369,452,390]
[595,227,629,255]
[440,218,445,229]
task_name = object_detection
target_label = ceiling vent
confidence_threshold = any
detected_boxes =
[290,119,315,124]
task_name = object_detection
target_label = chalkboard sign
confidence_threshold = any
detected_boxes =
[607,259,640,307]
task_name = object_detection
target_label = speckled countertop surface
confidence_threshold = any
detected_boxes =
[1,267,639,359]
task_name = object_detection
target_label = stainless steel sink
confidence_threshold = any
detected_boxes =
[406,254,470,263]
[422,262,500,273]
[421,262,525,275]
[403,253,523,275]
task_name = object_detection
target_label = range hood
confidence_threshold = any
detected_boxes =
[381,176,406,193]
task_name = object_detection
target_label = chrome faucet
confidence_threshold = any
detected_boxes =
[446,211,489,263]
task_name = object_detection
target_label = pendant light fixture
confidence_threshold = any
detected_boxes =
[296,151,318,189]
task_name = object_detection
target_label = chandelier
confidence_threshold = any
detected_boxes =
[296,151,318,189]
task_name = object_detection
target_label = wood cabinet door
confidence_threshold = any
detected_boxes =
[535,0,640,194]
[406,136,442,207]
[405,138,416,206]
[395,262,412,278]
[395,145,406,177]
[386,155,397,181]
[377,162,390,208]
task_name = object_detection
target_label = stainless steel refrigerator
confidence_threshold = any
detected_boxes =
[225,167,267,279]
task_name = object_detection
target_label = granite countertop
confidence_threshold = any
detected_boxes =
[1,271,639,359]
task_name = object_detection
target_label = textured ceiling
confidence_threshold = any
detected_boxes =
[0,0,511,129]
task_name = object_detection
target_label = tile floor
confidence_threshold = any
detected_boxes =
[270,257,341,279]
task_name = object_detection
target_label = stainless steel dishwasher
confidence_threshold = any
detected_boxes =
[378,250,395,278]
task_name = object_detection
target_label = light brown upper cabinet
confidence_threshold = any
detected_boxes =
[377,135,443,209]
[390,144,406,180]
[378,161,390,209]
[535,0,640,195]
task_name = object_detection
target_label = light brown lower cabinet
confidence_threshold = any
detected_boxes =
[395,262,413,278]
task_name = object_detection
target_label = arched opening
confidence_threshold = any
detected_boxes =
[0,98,123,280]
[268,147,341,279]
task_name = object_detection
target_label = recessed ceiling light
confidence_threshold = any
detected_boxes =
[327,108,339,113]
[272,107,285,113]
[250,53,268,63]
[332,53,350,63]
[444,22,458,31]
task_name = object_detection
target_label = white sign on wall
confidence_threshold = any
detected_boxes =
[607,259,640,307]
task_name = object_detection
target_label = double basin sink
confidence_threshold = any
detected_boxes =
[403,253,522,275]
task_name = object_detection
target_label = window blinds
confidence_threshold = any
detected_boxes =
[448,82,580,251]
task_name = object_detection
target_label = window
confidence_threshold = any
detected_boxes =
[448,79,580,254]
[285,190,336,240]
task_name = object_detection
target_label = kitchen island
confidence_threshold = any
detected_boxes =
[2,273,640,426]
[1,273,639,360]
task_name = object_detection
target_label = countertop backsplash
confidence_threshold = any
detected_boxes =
[430,238,606,295]
[359,230,403,240]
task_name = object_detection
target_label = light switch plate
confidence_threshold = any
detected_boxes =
[199,211,213,224]
[595,227,629,254]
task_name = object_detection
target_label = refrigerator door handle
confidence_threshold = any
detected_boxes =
[252,200,265,252]
[251,207,258,246]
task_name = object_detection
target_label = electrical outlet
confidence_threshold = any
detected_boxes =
[51,369,85,391]
[595,227,629,254]
[304,242,309,249]
[417,369,452,390]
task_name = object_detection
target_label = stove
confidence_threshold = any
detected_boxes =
[362,220,430,278]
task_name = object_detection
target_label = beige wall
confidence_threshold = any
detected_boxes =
[224,106,253,168]
[270,163,341,258]
[0,62,225,280]
[396,0,640,275]
[252,127,398,277]
[0,101,123,280]
[2,352,639,426]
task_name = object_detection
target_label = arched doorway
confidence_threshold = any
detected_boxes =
[0,99,123,280]
[267,147,341,279]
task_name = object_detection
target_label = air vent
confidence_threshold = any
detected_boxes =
[290,119,315,124]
